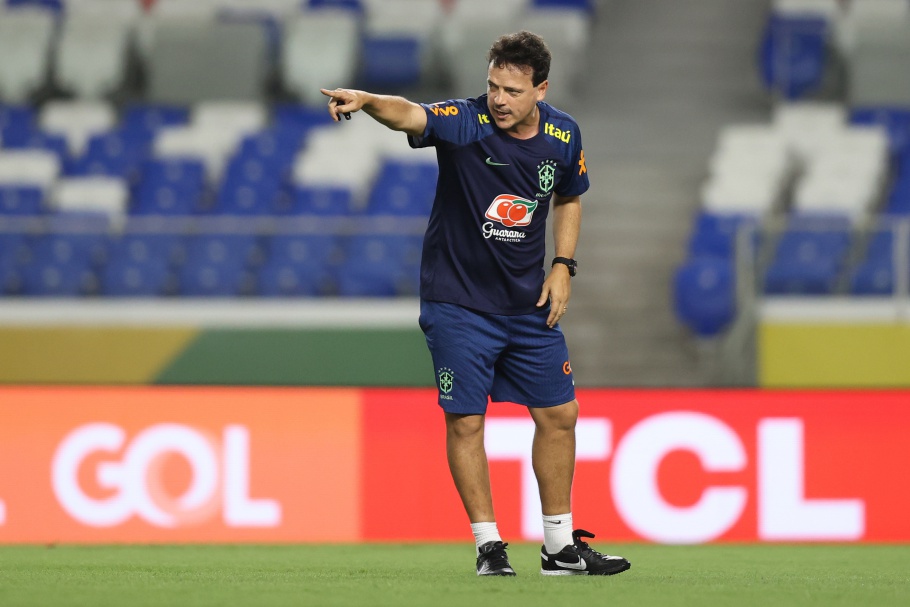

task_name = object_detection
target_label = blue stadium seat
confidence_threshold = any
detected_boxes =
[271,104,334,140]
[258,233,339,296]
[280,185,357,216]
[67,130,152,179]
[214,181,281,215]
[3,130,69,164]
[0,105,36,145]
[849,259,894,295]
[121,104,190,137]
[0,185,44,215]
[106,233,183,266]
[673,258,736,337]
[0,232,27,294]
[335,234,422,296]
[763,220,851,295]
[687,212,759,260]
[176,234,261,296]
[100,259,173,297]
[360,37,423,88]
[131,159,207,215]
[306,0,363,12]
[366,161,437,216]
[19,229,108,297]
[758,14,828,100]
[532,0,596,12]
[177,259,253,297]
[182,233,262,267]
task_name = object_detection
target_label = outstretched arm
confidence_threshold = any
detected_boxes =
[320,88,427,137]
[538,194,581,328]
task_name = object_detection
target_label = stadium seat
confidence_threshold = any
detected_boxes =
[1,131,68,165]
[672,258,736,337]
[763,218,852,294]
[67,130,152,179]
[18,231,108,296]
[365,160,437,216]
[176,232,262,297]
[257,233,340,296]
[281,185,358,216]
[758,13,829,99]
[687,212,760,260]
[130,158,207,215]
[100,258,174,297]
[335,234,422,296]
[0,185,44,215]
[49,177,129,217]
[0,9,55,103]
[0,104,36,144]
[849,259,894,295]
[0,149,60,189]
[280,9,361,105]
[359,0,444,89]
[39,101,118,157]
[0,232,26,294]
[121,104,190,137]
[53,13,133,99]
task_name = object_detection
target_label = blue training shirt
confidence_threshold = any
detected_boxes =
[408,94,589,315]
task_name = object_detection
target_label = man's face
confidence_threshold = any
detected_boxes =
[486,62,547,136]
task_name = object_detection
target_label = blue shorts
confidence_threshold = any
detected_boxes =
[419,300,576,415]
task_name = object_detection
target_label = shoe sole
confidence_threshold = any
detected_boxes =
[540,562,631,576]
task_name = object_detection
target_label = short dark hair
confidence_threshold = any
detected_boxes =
[487,31,551,87]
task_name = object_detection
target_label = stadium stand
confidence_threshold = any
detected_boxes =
[674,0,910,340]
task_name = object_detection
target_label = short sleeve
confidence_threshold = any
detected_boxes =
[408,99,486,149]
[555,128,590,197]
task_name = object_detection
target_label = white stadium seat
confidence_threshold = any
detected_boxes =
[0,150,61,189]
[39,101,118,157]
[0,9,55,103]
[54,15,133,99]
[50,177,129,216]
[281,10,360,105]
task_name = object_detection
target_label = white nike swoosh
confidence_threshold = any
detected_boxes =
[555,558,587,570]
[485,157,510,166]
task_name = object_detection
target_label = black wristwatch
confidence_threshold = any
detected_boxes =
[551,257,577,277]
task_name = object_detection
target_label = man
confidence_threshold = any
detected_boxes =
[321,31,630,577]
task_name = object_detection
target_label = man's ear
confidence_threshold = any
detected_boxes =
[536,80,549,102]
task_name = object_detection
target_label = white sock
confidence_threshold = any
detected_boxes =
[542,513,574,554]
[471,521,502,556]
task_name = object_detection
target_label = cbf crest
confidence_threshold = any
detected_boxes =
[537,159,558,195]
[437,367,455,400]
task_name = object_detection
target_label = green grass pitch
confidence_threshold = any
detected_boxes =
[0,543,908,607]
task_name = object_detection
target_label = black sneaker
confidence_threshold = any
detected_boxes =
[476,541,516,576]
[540,529,631,576]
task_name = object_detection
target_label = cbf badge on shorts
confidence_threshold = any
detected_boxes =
[437,367,455,401]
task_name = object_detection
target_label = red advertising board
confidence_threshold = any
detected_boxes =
[1,387,908,544]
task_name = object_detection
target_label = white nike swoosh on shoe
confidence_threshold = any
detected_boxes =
[555,558,587,570]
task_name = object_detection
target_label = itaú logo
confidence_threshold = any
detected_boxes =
[486,413,865,543]
[51,423,281,528]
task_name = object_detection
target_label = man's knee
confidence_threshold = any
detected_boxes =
[531,399,578,432]
[445,412,486,440]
